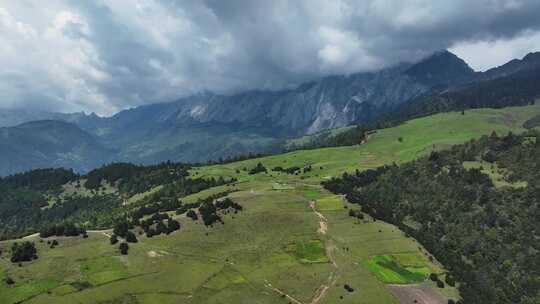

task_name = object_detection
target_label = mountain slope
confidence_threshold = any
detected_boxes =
[2,104,540,303]
[482,51,540,80]
[69,53,455,164]
[0,120,114,176]
[405,50,475,87]
[0,109,90,128]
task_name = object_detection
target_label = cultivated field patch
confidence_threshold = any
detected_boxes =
[0,278,59,304]
[362,254,431,284]
[50,284,78,296]
[303,188,321,200]
[287,240,329,264]
[203,265,246,290]
[316,195,343,211]
[80,256,129,286]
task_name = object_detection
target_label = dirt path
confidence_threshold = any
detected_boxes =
[264,281,304,304]
[308,201,338,304]
[22,233,40,239]
[265,201,338,304]
[309,201,328,235]
[87,230,113,238]
[0,229,113,244]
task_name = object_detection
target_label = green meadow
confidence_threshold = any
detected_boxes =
[362,254,433,284]
[1,104,540,303]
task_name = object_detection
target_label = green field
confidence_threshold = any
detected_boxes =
[316,195,344,211]
[80,256,130,286]
[2,105,540,304]
[362,254,433,284]
[287,239,329,264]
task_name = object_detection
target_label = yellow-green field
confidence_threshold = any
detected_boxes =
[2,104,540,304]
[362,254,434,284]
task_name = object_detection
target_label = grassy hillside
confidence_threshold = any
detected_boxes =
[1,104,539,304]
[194,104,540,180]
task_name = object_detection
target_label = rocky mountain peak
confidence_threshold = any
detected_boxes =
[405,50,475,87]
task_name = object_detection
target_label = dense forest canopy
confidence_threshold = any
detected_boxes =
[324,131,540,304]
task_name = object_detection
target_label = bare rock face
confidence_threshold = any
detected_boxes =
[105,61,431,139]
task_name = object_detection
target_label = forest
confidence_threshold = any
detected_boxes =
[0,160,233,240]
[324,131,540,304]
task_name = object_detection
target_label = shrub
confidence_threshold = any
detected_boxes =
[248,163,267,175]
[113,222,129,238]
[445,274,456,287]
[119,242,129,255]
[110,234,119,245]
[186,210,198,220]
[166,219,181,234]
[199,201,221,226]
[348,209,364,219]
[146,228,156,238]
[10,242,38,263]
[125,231,138,243]
[155,221,167,235]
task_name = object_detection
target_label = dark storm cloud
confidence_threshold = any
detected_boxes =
[1,0,540,115]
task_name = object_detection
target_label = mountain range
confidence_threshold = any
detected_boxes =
[1,50,539,176]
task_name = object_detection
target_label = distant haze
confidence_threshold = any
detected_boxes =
[1,0,540,115]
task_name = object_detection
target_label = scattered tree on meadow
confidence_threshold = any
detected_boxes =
[10,242,37,263]
[119,242,129,255]
[186,210,198,220]
[110,234,119,245]
[125,231,138,243]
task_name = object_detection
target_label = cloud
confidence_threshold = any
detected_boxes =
[1,0,540,115]
[451,30,540,71]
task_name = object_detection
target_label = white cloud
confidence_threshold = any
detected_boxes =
[0,0,539,115]
[451,30,540,71]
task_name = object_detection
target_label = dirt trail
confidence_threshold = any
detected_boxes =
[309,201,328,235]
[308,201,338,304]
[0,229,113,244]
[87,229,113,238]
[265,281,304,304]
[310,271,338,304]
[266,201,339,304]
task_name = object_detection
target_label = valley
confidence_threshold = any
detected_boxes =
[2,104,539,304]
[3,3,540,304]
